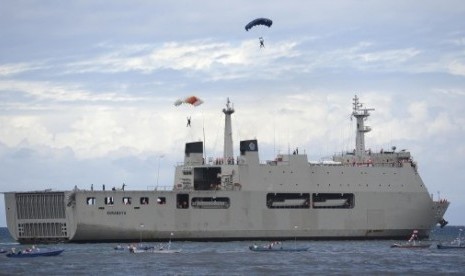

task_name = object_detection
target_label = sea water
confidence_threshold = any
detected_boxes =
[0,227,464,275]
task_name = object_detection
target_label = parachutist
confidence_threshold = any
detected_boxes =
[245,18,271,49]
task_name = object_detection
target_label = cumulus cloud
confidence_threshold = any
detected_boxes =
[448,60,465,77]
[64,40,301,80]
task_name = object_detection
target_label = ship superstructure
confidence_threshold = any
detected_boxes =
[3,96,449,243]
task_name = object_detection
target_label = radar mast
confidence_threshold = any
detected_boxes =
[352,95,374,160]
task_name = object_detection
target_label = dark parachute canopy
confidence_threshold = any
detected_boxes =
[245,18,273,31]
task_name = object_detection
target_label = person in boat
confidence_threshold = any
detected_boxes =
[267,241,279,249]
[129,245,135,253]
[408,230,419,243]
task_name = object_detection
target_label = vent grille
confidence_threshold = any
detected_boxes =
[15,192,66,219]
[18,222,67,238]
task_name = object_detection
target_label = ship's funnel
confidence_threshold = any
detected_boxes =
[184,141,203,165]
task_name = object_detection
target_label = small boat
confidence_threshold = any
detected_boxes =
[6,247,64,258]
[114,244,155,251]
[437,229,465,249]
[129,233,180,254]
[129,247,181,254]
[249,242,309,252]
[148,248,182,254]
[391,229,431,249]
[437,244,465,249]
[390,242,431,249]
[114,244,126,251]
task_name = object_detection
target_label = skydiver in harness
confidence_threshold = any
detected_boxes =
[259,37,265,48]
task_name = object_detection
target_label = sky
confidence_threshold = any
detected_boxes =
[1,0,464,227]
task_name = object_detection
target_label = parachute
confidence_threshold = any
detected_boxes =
[245,18,273,31]
[174,96,203,107]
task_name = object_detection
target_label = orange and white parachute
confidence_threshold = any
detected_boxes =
[174,96,203,107]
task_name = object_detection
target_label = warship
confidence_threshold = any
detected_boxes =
[3,96,449,243]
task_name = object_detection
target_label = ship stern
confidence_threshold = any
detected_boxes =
[4,191,75,243]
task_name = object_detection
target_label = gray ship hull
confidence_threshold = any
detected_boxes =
[4,165,449,243]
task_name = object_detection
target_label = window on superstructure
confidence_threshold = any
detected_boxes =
[140,197,149,205]
[157,197,166,205]
[104,196,114,205]
[123,197,132,205]
[193,167,221,190]
[86,197,96,205]
[176,194,189,209]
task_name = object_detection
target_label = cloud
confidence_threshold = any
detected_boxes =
[56,38,438,85]
[64,40,302,81]
[448,60,465,77]
[0,62,43,76]
[428,112,455,136]
[357,48,420,65]
[0,116,52,148]
[0,80,143,103]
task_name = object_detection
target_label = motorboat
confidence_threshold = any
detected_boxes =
[437,229,464,249]
[129,246,181,254]
[249,242,309,252]
[391,229,431,249]
[390,242,431,249]
[6,247,64,258]
[129,234,180,254]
